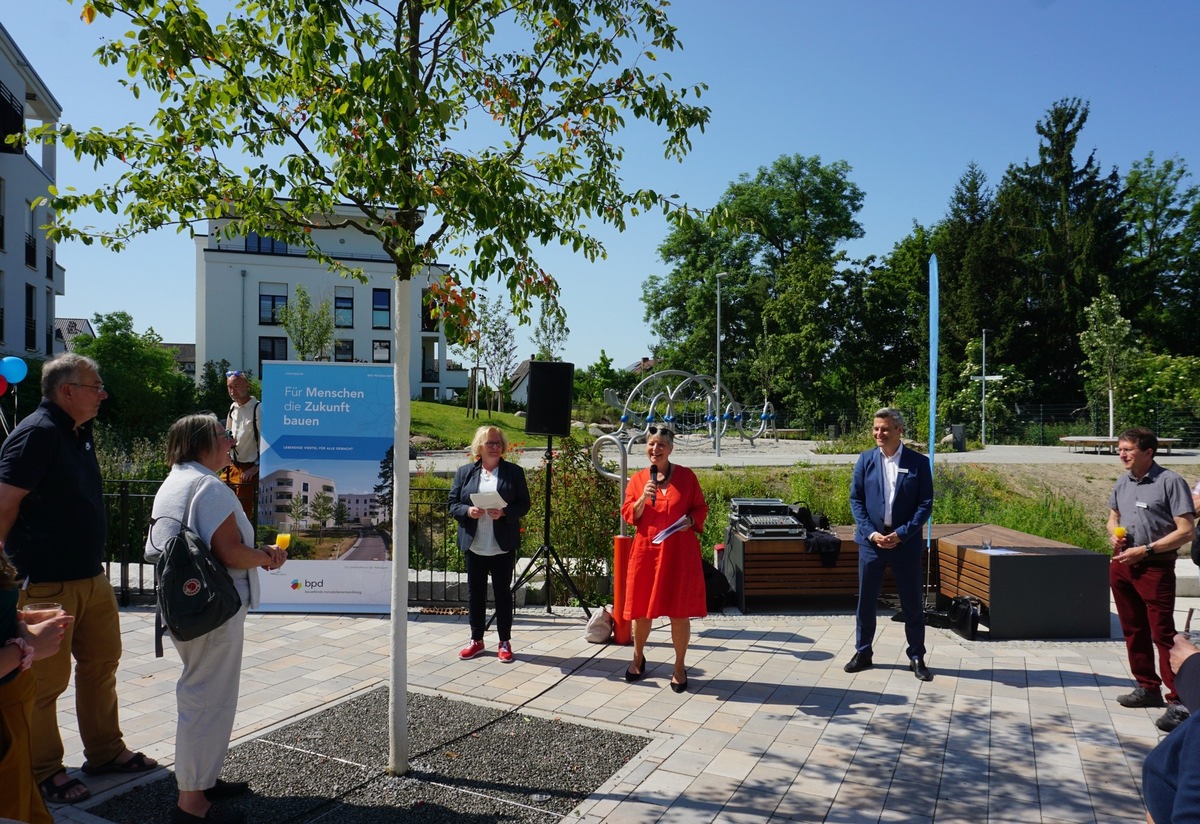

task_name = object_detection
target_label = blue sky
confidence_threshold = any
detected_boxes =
[4,1,1199,374]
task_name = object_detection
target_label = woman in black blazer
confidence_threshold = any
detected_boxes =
[448,426,531,662]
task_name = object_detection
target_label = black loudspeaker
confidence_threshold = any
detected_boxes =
[525,361,574,437]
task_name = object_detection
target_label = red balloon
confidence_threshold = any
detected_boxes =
[0,376,8,395]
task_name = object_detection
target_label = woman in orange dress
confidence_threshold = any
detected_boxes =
[621,426,708,693]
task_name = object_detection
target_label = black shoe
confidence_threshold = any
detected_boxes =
[624,652,646,683]
[172,804,246,824]
[1156,702,1190,732]
[670,677,688,694]
[204,779,250,800]
[844,652,873,673]
[1117,687,1165,708]
[910,657,932,682]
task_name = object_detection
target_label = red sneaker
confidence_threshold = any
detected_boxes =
[497,641,514,663]
[459,639,485,660]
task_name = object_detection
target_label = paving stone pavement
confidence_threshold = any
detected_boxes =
[39,586,1200,824]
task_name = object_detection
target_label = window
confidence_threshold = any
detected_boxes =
[43,288,52,355]
[245,231,287,255]
[334,285,354,328]
[372,340,391,363]
[258,336,287,372]
[259,282,287,325]
[24,201,35,269]
[24,284,35,351]
[334,339,354,362]
[372,288,390,329]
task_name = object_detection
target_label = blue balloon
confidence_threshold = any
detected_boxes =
[0,357,27,384]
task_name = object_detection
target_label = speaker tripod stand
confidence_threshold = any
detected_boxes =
[491,435,591,626]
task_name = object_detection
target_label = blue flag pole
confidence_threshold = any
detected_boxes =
[927,254,938,554]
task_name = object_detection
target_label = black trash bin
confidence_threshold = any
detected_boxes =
[950,424,966,452]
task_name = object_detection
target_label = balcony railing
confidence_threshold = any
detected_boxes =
[24,233,36,269]
[0,213,5,250]
[45,250,54,279]
[422,367,439,382]
[24,315,36,351]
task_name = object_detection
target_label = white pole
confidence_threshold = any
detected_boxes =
[1108,387,1115,438]
[388,278,410,775]
[981,328,987,448]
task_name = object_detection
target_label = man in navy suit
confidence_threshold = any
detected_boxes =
[845,408,935,681]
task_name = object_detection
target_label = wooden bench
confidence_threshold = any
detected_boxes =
[1060,435,1182,454]
[936,524,1110,639]
[724,525,895,613]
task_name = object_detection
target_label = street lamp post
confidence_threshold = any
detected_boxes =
[970,328,1002,448]
[714,271,727,457]
[981,328,988,447]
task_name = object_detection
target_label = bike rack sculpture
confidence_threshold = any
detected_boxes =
[600,369,778,451]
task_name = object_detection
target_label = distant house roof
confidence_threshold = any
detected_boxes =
[162,342,196,376]
[626,357,656,375]
[509,358,533,389]
[53,318,95,351]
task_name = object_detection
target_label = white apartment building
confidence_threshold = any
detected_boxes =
[339,492,380,526]
[258,467,338,530]
[0,23,64,360]
[195,207,469,400]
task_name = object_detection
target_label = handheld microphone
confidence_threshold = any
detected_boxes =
[649,466,659,505]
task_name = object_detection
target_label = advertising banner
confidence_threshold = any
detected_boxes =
[255,361,394,613]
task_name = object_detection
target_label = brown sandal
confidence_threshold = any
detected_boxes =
[81,750,157,775]
[39,770,92,804]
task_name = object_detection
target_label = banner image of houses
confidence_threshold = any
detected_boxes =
[255,361,394,612]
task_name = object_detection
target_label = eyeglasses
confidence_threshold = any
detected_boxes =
[226,370,247,379]
[1117,447,1141,455]
[484,441,503,448]
[69,382,106,393]
[647,426,674,438]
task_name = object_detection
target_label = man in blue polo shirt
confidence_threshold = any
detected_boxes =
[0,354,157,804]
[1109,426,1196,733]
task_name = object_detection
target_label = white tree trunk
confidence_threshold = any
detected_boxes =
[1108,387,1114,438]
[388,279,411,775]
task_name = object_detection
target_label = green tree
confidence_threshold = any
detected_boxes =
[1079,291,1133,436]
[47,0,709,775]
[992,98,1130,396]
[334,501,350,527]
[72,311,195,442]
[309,490,335,541]
[531,298,570,362]
[195,359,235,415]
[275,284,334,361]
[477,296,518,413]
[1122,153,1200,352]
[287,492,308,529]
[374,445,394,523]
[643,153,865,412]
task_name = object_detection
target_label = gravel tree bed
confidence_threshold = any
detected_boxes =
[90,688,649,823]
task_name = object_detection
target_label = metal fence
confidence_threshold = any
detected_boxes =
[104,482,461,606]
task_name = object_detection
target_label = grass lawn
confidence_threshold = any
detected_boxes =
[410,401,531,450]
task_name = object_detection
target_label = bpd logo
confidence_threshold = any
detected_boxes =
[290,579,325,591]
